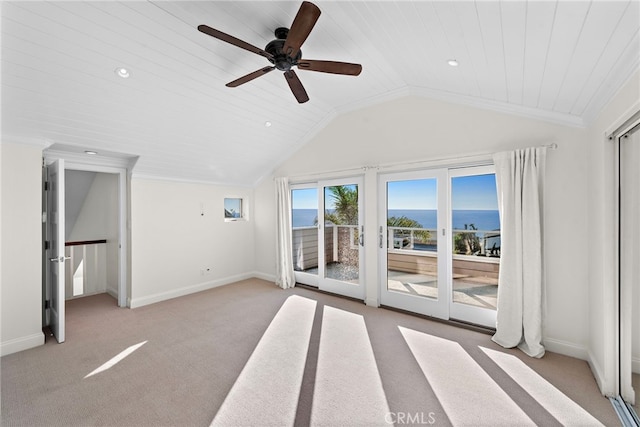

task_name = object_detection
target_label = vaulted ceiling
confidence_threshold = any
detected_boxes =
[2,1,639,185]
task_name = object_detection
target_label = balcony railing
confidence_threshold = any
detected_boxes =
[388,226,500,258]
[65,239,107,299]
[292,225,500,274]
[292,224,358,272]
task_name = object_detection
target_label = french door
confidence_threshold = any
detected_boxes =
[378,169,449,319]
[291,177,365,300]
[378,166,499,328]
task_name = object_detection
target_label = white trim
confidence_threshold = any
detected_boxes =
[45,149,136,170]
[252,271,277,283]
[409,86,585,128]
[1,332,45,356]
[543,337,588,360]
[131,172,254,188]
[333,86,412,116]
[584,60,640,126]
[129,272,257,308]
[588,350,616,397]
[334,84,586,129]
[1,136,53,149]
[43,157,130,309]
[604,100,640,140]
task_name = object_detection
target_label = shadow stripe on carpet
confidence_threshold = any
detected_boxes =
[211,295,316,426]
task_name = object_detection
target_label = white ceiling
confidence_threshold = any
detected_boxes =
[2,1,639,186]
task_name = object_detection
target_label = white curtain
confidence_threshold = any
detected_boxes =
[275,177,295,289]
[492,147,546,358]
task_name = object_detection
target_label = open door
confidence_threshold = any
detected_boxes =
[45,159,66,343]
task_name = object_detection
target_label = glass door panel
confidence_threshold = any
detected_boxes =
[449,168,499,327]
[318,178,365,300]
[379,170,448,319]
[291,186,319,286]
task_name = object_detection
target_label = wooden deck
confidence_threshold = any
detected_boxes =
[388,250,499,284]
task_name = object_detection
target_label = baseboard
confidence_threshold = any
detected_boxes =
[543,337,588,360]
[632,357,640,375]
[106,287,118,299]
[588,349,616,397]
[130,272,256,308]
[252,271,276,283]
[1,332,45,356]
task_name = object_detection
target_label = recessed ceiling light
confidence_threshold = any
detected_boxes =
[264,121,272,128]
[84,150,98,155]
[447,59,459,67]
[115,67,130,78]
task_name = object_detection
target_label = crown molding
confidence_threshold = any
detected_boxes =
[408,86,585,128]
[0,136,53,149]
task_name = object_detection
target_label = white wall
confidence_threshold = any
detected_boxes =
[68,172,120,296]
[129,178,255,308]
[0,142,45,356]
[586,69,640,396]
[254,96,592,359]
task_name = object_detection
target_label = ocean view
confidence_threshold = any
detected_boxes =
[292,209,500,231]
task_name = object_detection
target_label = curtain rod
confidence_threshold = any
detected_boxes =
[278,143,557,182]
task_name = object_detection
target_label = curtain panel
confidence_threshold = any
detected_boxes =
[492,147,546,358]
[275,177,295,289]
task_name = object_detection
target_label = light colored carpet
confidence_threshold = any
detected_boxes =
[480,347,603,426]
[399,326,535,426]
[1,278,620,426]
[211,295,316,426]
[310,305,390,426]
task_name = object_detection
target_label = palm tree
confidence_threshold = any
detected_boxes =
[324,185,358,225]
[387,216,431,242]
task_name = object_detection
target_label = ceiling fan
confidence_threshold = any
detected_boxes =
[198,1,362,104]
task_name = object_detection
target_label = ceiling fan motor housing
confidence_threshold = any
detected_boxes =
[266,27,302,71]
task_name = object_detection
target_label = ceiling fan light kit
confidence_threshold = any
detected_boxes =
[198,1,362,104]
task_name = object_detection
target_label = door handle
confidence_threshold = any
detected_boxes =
[49,256,71,263]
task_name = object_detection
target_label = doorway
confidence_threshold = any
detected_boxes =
[43,157,128,343]
[291,177,365,300]
[378,165,500,328]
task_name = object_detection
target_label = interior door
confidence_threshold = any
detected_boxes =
[378,170,449,319]
[317,177,365,300]
[46,159,66,343]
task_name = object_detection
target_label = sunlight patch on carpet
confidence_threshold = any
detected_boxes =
[480,346,604,426]
[211,295,316,426]
[399,327,535,426]
[84,341,147,379]
[311,305,390,426]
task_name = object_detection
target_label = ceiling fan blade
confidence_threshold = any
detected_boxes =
[284,70,309,103]
[198,25,273,61]
[283,1,321,59]
[226,66,276,87]
[297,59,362,76]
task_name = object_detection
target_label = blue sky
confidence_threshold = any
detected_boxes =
[291,175,498,210]
[291,188,318,209]
[387,174,498,210]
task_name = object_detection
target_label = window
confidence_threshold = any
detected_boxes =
[224,197,245,221]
